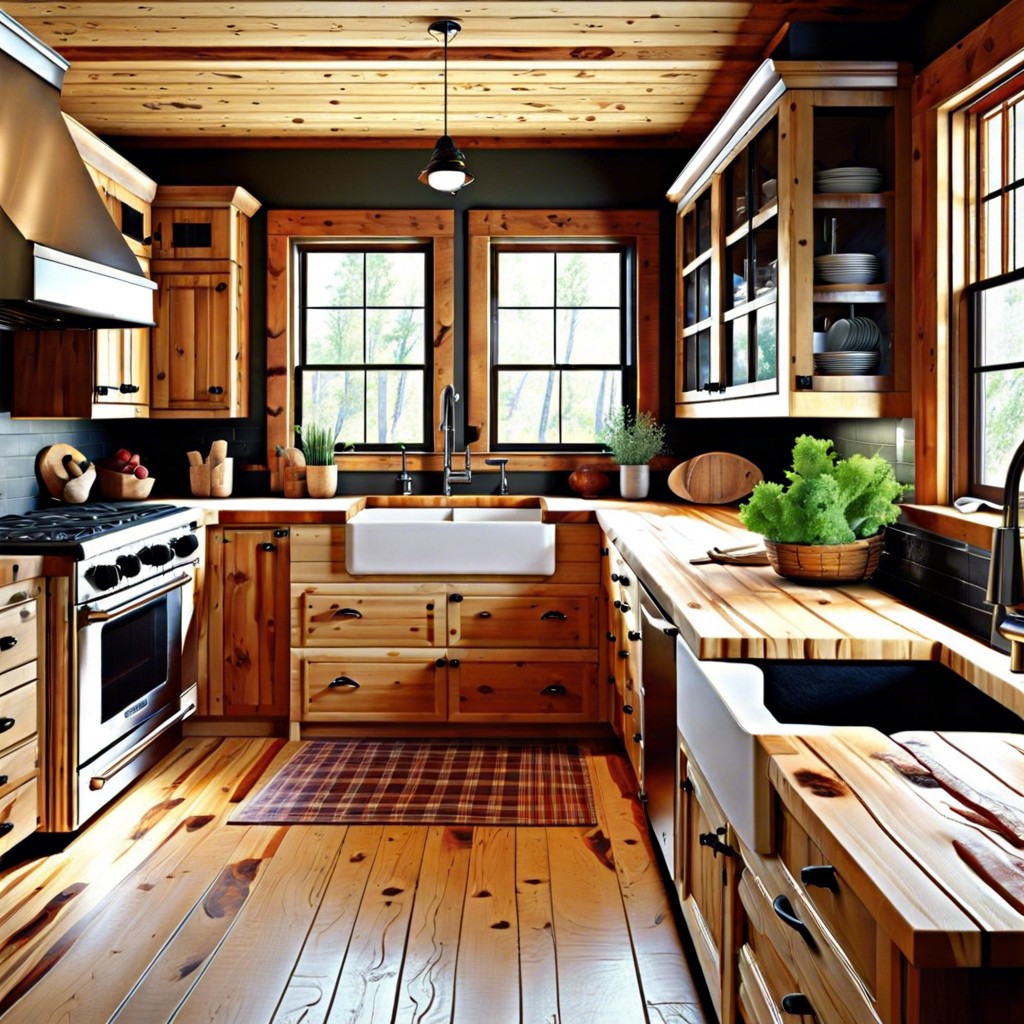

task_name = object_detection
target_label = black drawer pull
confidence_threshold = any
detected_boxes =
[449,658,460,668]
[613,600,621,610]
[0,822,13,837]
[780,993,814,1016]
[772,894,814,946]
[627,629,641,642]
[610,572,620,582]
[540,684,567,696]
[606,631,616,642]
[622,704,634,715]
[619,603,631,614]
[208,385,224,395]
[632,731,642,743]
[478,611,492,619]
[618,575,631,588]
[607,674,615,685]
[215,282,228,292]
[0,717,15,734]
[618,649,629,659]
[333,608,363,619]
[273,529,289,538]
[0,636,16,651]
[600,547,608,556]
[435,657,447,668]
[328,676,360,689]
[801,864,840,893]
[449,593,464,603]
[0,775,7,786]
[259,542,276,552]
[541,610,567,621]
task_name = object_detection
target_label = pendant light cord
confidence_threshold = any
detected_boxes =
[442,25,449,137]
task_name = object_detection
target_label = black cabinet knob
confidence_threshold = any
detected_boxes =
[606,631,616,642]
[618,649,629,659]
[623,704,634,715]
[273,529,289,538]
[780,993,814,1016]
[208,385,224,395]
[449,658,460,668]
[0,716,15,733]
[435,657,447,668]
[632,732,642,743]
[628,630,641,642]
[478,611,492,619]
[619,602,631,614]
[215,282,228,293]
[0,636,17,652]
[260,542,276,552]
[540,684,567,696]
[610,572,620,582]
[449,593,464,603]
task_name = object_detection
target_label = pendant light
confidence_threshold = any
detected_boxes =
[419,19,474,194]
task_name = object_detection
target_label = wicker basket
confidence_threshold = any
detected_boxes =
[763,533,884,583]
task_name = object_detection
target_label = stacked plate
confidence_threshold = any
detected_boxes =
[824,316,881,351]
[813,351,881,375]
[815,166,884,193]
[814,253,879,284]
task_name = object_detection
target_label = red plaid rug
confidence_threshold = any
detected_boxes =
[230,740,597,826]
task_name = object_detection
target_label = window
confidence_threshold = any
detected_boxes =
[491,245,631,448]
[967,74,1024,500]
[468,210,660,465]
[264,210,454,483]
[296,245,430,449]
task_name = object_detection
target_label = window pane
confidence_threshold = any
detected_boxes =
[366,308,425,364]
[756,303,778,382]
[365,370,424,444]
[984,110,1003,196]
[497,252,554,306]
[984,197,1003,277]
[557,309,620,363]
[497,309,553,363]
[556,252,620,306]
[300,369,366,445]
[365,252,424,306]
[976,366,1024,488]
[1015,187,1024,272]
[730,317,749,385]
[1014,101,1024,183]
[496,370,559,444]
[306,251,364,306]
[977,278,1024,365]
[306,309,363,363]
[562,370,622,443]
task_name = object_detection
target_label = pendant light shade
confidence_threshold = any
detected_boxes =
[419,19,473,194]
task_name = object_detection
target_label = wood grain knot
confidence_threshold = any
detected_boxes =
[794,768,847,798]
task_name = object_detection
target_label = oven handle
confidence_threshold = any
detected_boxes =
[89,700,197,791]
[79,571,193,626]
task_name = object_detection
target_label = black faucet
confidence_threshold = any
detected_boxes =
[986,434,1024,672]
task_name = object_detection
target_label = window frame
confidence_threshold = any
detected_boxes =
[265,210,454,486]
[467,209,661,470]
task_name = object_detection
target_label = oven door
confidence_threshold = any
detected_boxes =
[76,571,189,767]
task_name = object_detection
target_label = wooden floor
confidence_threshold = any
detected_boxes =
[0,738,709,1023]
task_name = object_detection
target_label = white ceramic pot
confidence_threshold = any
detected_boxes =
[619,464,650,500]
[305,464,338,498]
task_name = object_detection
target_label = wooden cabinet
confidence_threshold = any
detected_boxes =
[668,60,911,419]
[150,186,260,419]
[0,577,43,858]
[206,527,290,718]
[11,121,154,420]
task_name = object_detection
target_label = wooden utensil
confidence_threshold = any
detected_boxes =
[186,451,203,467]
[209,439,228,465]
[668,452,763,504]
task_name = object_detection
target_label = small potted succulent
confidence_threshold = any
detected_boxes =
[599,407,670,500]
[738,434,907,582]
[296,421,338,498]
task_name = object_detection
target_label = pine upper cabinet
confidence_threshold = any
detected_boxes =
[150,186,260,418]
[668,60,912,419]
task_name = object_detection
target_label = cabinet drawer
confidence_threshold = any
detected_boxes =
[297,585,445,647]
[449,592,596,648]
[301,652,446,722]
[0,736,39,797]
[0,596,39,676]
[450,652,597,721]
[0,777,38,857]
[737,944,783,1024]
[739,875,803,1016]
[0,677,37,754]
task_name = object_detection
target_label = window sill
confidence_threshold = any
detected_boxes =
[899,504,1001,552]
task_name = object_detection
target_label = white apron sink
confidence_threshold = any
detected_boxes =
[345,505,556,575]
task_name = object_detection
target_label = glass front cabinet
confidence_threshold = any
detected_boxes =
[669,61,911,418]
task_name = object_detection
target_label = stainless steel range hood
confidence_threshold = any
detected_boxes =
[0,10,156,331]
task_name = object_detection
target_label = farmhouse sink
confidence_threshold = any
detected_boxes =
[676,639,1024,852]
[345,505,556,575]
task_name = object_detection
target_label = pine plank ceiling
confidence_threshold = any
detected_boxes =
[10,1,925,148]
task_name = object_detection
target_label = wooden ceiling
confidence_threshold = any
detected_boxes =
[10,2,925,147]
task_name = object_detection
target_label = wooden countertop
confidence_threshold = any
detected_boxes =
[596,504,1024,720]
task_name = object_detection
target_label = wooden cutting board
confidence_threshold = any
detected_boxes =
[668,452,763,504]
[36,443,89,501]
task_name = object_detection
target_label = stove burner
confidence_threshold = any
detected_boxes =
[0,503,183,544]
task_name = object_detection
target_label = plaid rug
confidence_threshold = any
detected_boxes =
[229,740,597,826]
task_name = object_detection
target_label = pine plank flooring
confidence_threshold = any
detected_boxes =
[0,738,709,1023]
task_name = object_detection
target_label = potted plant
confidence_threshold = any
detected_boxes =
[296,421,338,498]
[738,434,907,582]
[599,407,669,500]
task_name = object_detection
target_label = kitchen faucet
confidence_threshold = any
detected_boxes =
[439,384,472,496]
[986,434,1024,672]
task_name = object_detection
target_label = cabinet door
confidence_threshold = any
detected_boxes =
[208,527,290,716]
[151,270,234,414]
[93,324,150,413]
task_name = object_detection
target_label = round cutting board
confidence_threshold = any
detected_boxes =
[36,443,89,501]
[668,452,763,504]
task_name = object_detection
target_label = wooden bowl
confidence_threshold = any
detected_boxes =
[97,466,155,501]
[763,533,884,583]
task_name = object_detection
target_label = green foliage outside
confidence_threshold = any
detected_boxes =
[739,434,907,545]
[598,407,669,465]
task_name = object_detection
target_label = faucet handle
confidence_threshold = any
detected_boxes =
[485,457,509,495]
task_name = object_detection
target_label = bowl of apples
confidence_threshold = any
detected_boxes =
[97,448,155,500]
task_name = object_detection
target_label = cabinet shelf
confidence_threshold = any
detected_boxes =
[812,191,894,209]
[813,284,891,302]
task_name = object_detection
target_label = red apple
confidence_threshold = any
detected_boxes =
[115,448,132,462]
[133,465,149,479]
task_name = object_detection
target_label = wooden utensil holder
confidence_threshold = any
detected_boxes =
[190,458,234,498]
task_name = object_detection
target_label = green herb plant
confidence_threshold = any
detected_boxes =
[738,434,907,545]
[599,407,669,465]
[295,421,336,466]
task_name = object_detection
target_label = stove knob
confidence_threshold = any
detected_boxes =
[171,533,199,558]
[140,543,173,566]
[90,564,121,591]
[116,553,142,578]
